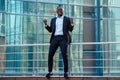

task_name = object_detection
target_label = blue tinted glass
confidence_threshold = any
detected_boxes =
[0,0,5,11]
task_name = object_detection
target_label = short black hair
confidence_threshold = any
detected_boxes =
[57,4,63,9]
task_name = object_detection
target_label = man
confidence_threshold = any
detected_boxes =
[43,5,74,78]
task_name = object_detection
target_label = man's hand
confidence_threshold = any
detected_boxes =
[43,19,47,25]
[70,18,73,24]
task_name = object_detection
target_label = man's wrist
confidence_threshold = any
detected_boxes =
[71,24,74,26]
[45,24,47,27]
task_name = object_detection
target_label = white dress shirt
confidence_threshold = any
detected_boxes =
[54,16,64,36]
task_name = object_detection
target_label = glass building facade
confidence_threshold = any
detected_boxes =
[0,0,120,77]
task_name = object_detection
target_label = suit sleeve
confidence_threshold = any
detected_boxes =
[45,19,52,33]
[68,17,74,32]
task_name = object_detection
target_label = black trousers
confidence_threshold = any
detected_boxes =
[48,35,68,73]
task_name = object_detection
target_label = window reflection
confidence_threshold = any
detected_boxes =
[69,0,95,5]
[23,1,36,14]
[102,0,120,75]
[0,0,5,11]
[103,0,120,6]
[38,0,67,4]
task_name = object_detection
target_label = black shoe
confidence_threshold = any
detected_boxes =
[64,73,69,78]
[46,73,53,78]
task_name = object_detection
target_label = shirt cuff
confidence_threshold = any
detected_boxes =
[45,25,47,27]
[71,24,74,26]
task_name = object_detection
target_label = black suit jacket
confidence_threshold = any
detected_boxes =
[45,16,74,44]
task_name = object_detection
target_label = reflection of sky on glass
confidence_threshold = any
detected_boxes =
[109,0,120,55]
[108,0,120,44]
[10,15,15,29]
[9,1,22,44]
[110,7,120,39]
[110,0,120,6]
[38,0,67,3]
[113,9,120,38]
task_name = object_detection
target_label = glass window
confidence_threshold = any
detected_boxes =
[102,0,108,5]
[103,7,120,19]
[69,0,83,4]
[38,3,68,16]
[6,0,23,13]
[23,16,36,34]
[69,0,95,5]
[69,5,83,18]
[102,10,120,74]
[23,1,36,14]
[83,0,95,5]
[0,0,5,11]
[103,0,120,6]
[38,3,57,16]
[72,19,83,42]
[109,8,120,19]
[0,13,5,36]
[38,0,67,4]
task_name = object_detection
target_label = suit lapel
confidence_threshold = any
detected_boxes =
[63,16,65,27]
[63,16,66,34]
[53,17,57,31]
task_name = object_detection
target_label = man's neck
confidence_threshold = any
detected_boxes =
[57,15,63,18]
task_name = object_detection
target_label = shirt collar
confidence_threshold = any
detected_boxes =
[56,15,64,19]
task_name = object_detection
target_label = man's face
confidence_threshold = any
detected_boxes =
[57,7,63,17]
